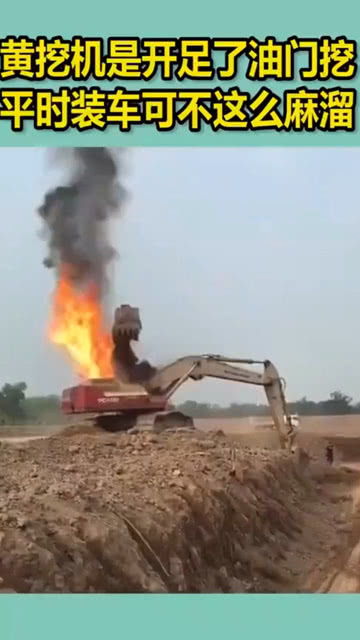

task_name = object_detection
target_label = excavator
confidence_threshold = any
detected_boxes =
[61,305,296,450]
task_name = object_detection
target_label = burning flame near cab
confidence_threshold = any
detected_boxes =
[49,271,113,379]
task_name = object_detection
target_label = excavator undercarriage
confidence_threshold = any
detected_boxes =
[61,305,296,450]
[94,409,194,433]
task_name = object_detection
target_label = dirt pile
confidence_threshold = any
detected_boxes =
[0,429,351,593]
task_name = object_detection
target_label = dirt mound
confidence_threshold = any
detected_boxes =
[329,437,360,464]
[59,423,103,437]
[0,430,351,593]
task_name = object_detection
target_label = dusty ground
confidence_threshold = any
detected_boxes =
[2,413,360,439]
[196,414,360,437]
[1,417,360,593]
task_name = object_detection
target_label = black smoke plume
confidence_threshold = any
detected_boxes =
[38,147,156,384]
[38,147,125,298]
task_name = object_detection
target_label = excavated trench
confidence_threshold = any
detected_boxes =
[0,428,359,593]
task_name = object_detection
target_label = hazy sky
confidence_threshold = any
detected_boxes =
[0,147,358,406]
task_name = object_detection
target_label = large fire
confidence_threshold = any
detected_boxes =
[49,272,113,379]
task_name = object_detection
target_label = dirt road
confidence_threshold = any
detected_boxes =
[312,455,360,593]
[317,481,360,593]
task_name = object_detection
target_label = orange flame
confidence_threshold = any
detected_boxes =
[49,272,113,379]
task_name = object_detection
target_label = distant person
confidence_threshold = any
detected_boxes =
[325,444,334,465]
[285,414,300,451]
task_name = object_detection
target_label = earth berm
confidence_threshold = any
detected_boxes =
[0,427,355,593]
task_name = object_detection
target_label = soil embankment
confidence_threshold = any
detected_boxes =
[0,427,358,593]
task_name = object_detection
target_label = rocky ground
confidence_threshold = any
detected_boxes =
[0,426,358,593]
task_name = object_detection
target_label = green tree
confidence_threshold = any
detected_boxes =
[320,391,353,415]
[0,382,27,423]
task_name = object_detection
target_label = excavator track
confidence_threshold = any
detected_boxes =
[95,413,138,432]
[94,411,195,434]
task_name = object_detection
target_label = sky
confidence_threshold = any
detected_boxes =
[0,146,358,406]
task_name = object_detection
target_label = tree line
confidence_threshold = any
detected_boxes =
[0,382,358,424]
[176,390,356,417]
[0,383,61,424]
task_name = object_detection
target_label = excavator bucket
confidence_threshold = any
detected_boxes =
[112,305,142,341]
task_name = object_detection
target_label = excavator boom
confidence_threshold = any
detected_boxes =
[145,355,293,450]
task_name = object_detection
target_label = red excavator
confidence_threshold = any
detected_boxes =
[61,305,296,450]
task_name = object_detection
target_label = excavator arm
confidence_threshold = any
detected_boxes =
[146,355,294,450]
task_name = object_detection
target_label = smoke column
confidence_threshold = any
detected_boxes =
[38,147,126,299]
[37,147,155,384]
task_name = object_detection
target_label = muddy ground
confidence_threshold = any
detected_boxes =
[1,421,360,593]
